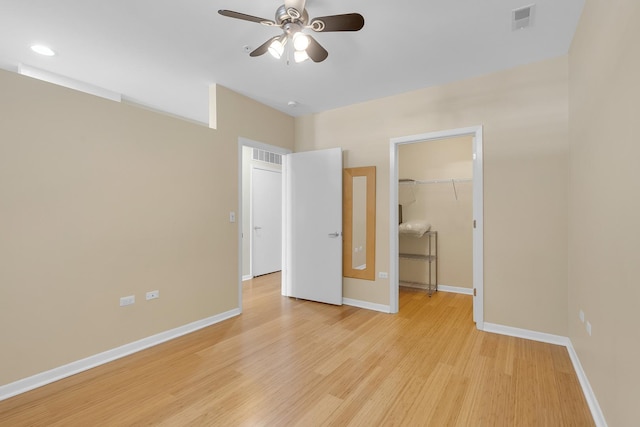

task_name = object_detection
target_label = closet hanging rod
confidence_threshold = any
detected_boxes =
[399,178,472,185]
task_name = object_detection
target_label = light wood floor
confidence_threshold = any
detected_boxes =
[0,273,593,426]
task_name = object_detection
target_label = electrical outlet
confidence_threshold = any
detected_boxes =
[579,310,585,323]
[378,272,388,279]
[120,295,135,307]
[586,321,592,336]
[146,290,159,300]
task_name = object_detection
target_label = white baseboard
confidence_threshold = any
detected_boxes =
[343,298,391,313]
[242,275,253,281]
[0,310,608,427]
[398,283,472,295]
[0,308,241,402]
[482,322,570,346]
[566,342,608,427]
[482,322,607,427]
[438,285,474,295]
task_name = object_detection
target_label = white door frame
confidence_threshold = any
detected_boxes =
[389,126,484,330]
[238,138,291,313]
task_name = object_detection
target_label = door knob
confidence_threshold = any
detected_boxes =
[328,232,341,238]
[254,226,262,230]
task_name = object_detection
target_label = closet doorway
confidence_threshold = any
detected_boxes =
[389,126,484,329]
[398,136,473,296]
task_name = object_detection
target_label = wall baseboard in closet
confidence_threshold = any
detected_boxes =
[437,285,474,295]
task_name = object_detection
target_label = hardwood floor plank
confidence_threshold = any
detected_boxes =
[0,273,594,426]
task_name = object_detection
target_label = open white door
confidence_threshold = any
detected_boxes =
[252,167,282,276]
[283,148,342,305]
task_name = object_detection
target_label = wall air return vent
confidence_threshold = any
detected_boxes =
[252,148,282,166]
[512,4,535,31]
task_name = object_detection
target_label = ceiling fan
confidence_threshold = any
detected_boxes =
[218,0,365,63]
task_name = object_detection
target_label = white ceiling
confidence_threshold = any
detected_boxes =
[0,0,585,125]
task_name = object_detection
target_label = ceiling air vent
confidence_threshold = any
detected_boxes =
[512,4,535,31]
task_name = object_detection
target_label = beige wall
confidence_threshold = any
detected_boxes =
[398,137,473,289]
[296,56,569,335]
[568,0,640,425]
[0,71,293,386]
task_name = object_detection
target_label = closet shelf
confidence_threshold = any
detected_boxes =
[399,230,438,296]
[399,178,471,185]
[399,253,436,262]
[399,179,470,201]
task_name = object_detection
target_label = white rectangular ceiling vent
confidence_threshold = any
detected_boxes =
[512,4,535,31]
[253,148,282,165]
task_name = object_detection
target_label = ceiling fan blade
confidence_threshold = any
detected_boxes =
[306,36,328,63]
[250,36,279,57]
[218,10,276,26]
[310,13,365,32]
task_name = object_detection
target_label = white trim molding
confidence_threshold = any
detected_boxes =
[482,322,607,427]
[0,308,241,402]
[437,285,474,295]
[19,64,122,102]
[342,298,391,313]
[482,322,570,346]
[242,274,253,281]
[389,125,484,329]
[566,342,608,427]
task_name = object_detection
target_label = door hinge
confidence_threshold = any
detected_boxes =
[473,288,477,297]
[473,220,476,229]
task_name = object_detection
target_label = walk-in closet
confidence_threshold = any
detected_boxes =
[398,136,473,295]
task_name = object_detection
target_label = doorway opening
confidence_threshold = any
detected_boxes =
[389,126,484,329]
[238,138,291,313]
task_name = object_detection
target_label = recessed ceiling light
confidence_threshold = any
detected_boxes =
[31,44,56,56]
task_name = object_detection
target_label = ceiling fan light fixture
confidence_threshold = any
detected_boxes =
[292,32,310,51]
[219,3,364,64]
[268,37,286,59]
[294,49,309,63]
